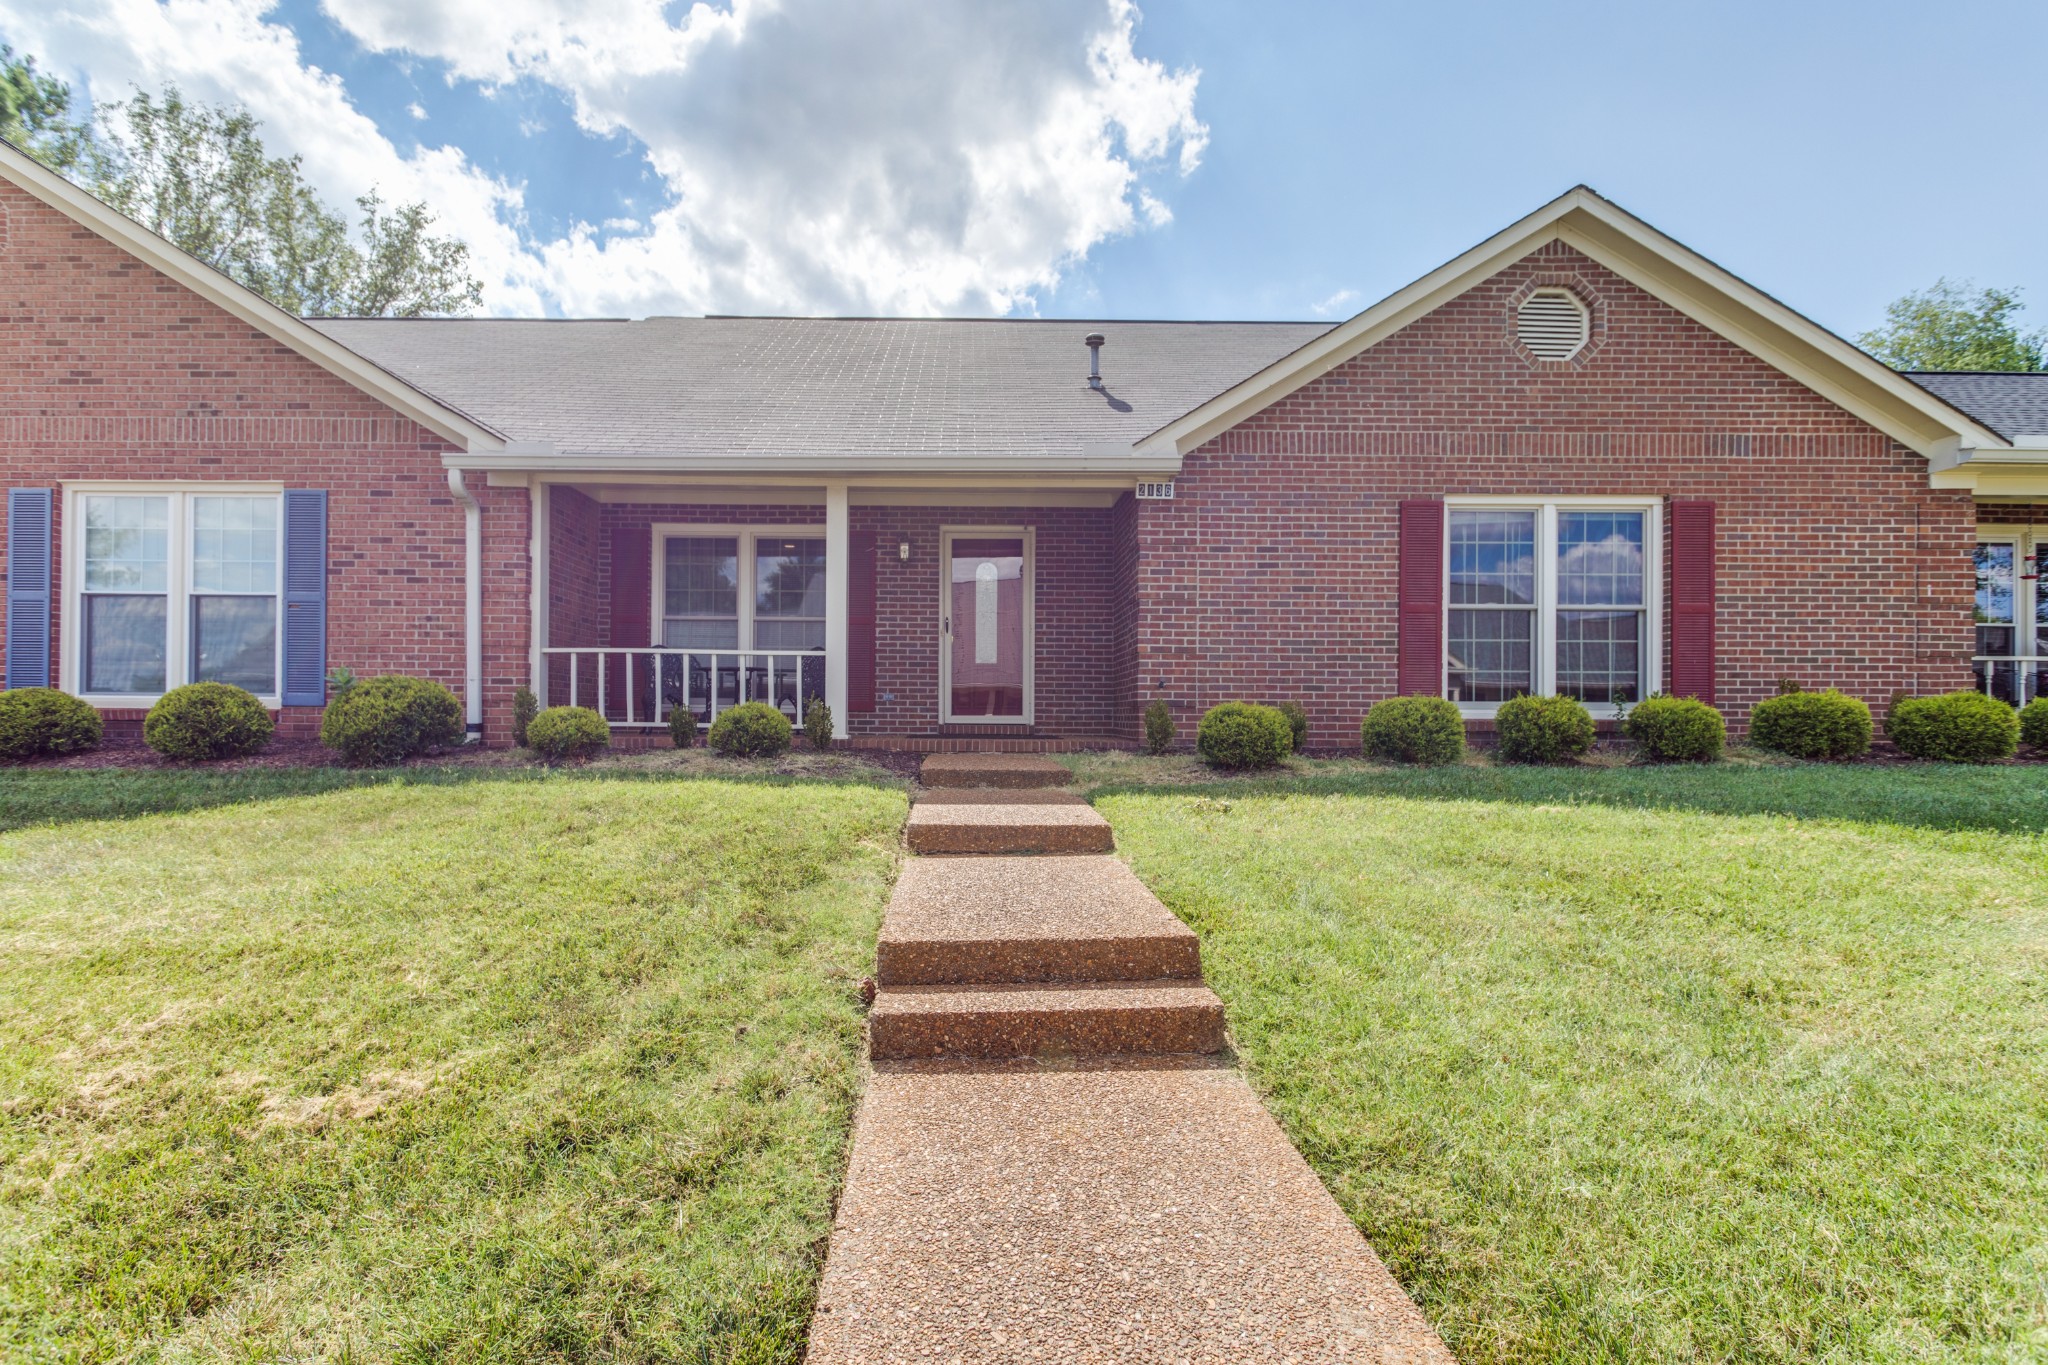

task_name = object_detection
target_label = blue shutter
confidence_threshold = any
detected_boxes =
[6,489,53,690]
[281,489,328,706]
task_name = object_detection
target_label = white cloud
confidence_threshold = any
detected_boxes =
[406,100,426,119]
[1,0,1206,318]
[1311,288,1360,317]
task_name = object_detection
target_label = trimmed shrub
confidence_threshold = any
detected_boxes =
[1887,690,2020,763]
[1195,702,1292,770]
[1623,694,1725,763]
[0,688,104,761]
[144,683,273,761]
[708,701,793,758]
[1495,693,1596,765]
[1360,695,1465,766]
[1142,699,1176,756]
[512,686,539,748]
[319,675,463,766]
[2021,696,2048,752]
[804,698,835,752]
[1748,689,1872,760]
[526,705,611,762]
[668,703,698,749]
[1273,701,1309,754]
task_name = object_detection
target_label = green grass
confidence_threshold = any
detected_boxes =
[0,768,906,1364]
[1096,762,2048,1364]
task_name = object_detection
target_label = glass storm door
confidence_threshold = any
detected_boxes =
[942,532,1030,722]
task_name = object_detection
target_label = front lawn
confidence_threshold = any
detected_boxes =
[0,768,905,1364]
[1099,763,2048,1364]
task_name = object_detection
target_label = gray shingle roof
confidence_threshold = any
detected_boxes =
[309,316,1331,460]
[1904,371,2048,440]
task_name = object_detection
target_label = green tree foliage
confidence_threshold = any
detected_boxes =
[2,48,480,317]
[1859,279,2046,372]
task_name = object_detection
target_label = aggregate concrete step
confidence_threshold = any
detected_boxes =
[808,1059,1456,1364]
[878,855,1200,986]
[868,980,1225,1060]
[918,752,1073,790]
[905,790,1113,855]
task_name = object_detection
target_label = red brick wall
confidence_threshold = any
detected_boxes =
[1135,241,1979,745]
[0,178,527,740]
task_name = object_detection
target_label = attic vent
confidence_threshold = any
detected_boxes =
[1516,288,1590,360]
[1135,481,1175,501]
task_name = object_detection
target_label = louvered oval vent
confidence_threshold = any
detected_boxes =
[1516,288,1590,360]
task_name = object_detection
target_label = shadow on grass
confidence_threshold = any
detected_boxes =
[1084,760,2048,836]
[0,762,907,836]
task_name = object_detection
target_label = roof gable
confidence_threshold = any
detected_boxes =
[0,137,503,452]
[1135,186,2008,460]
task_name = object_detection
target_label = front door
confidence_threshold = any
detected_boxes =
[940,529,1033,724]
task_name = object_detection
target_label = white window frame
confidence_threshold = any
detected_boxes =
[648,524,828,652]
[1443,495,1662,719]
[60,482,286,707]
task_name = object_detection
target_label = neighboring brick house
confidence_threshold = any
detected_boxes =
[6,137,2047,749]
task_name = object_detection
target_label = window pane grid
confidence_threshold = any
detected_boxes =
[1449,510,1536,605]
[1448,607,1535,702]
[191,496,279,594]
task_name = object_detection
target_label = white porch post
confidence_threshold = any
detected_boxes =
[529,477,549,708]
[824,483,850,738]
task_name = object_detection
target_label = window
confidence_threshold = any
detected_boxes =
[752,538,826,650]
[74,490,282,699]
[1447,501,1657,710]
[1974,530,2045,704]
[657,530,826,652]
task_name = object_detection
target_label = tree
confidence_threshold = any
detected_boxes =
[1858,279,2046,372]
[4,52,481,317]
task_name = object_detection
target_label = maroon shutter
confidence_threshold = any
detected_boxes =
[608,525,652,715]
[1396,499,1445,696]
[848,530,877,713]
[1668,500,1716,703]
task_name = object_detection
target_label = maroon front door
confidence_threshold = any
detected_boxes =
[942,532,1028,721]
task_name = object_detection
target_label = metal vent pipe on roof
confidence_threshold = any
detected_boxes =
[1085,332,1105,390]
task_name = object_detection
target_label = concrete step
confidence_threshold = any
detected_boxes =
[878,855,1200,986]
[905,790,1113,855]
[868,980,1226,1060]
[918,752,1072,789]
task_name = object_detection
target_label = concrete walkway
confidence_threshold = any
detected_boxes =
[808,755,1453,1364]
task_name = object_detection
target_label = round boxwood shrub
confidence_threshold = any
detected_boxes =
[320,674,464,766]
[144,682,273,761]
[1748,688,1872,760]
[1886,689,2020,763]
[1272,701,1309,754]
[1142,699,1175,756]
[2021,696,2048,753]
[1195,702,1292,770]
[1623,694,1725,763]
[1494,693,1596,765]
[708,701,793,758]
[0,688,104,761]
[1359,695,1465,766]
[526,705,611,762]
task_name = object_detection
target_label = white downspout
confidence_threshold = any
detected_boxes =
[447,467,484,742]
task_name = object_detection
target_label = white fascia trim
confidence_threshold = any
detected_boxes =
[1133,186,2007,460]
[440,451,1186,477]
[0,138,504,453]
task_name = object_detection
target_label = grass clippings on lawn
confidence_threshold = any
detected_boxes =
[0,768,906,1364]
[1098,763,2048,1365]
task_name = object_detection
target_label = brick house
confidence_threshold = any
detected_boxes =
[5,138,2045,750]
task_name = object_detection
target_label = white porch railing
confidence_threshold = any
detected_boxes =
[1973,655,2048,706]
[541,648,827,730]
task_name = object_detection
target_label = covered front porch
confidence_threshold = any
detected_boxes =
[513,472,1144,744]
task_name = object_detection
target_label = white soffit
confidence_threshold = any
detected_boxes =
[1135,186,2009,460]
[0,137,504,452]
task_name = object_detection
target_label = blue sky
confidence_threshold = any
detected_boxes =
[6,0,2045,337]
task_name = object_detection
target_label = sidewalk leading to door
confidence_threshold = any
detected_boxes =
[808,755,1455,1363]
